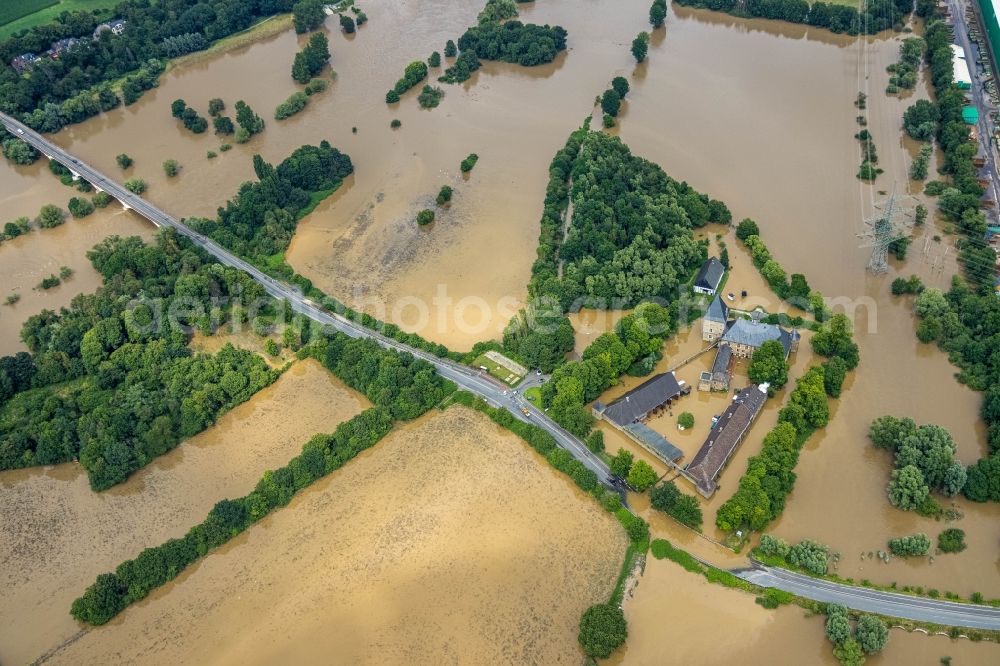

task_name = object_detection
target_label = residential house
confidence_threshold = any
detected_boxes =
[693,256,725,295]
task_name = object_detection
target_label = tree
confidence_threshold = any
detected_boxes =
[162,159,180,177]
[428,51,441,67]
[436,185,453,205]
[868,415,916,451]
[416,209,435,226]
[736,218,760,241]
[748,340,789,390]
[293,0,326,33]
[627,459,657,491]
[811,314,859,369]
[585,430,604,454]
[963,456,1000,502]
[823,357,848,398]
[339,14,356,34]
[825,611,852,646]
[116,153,133,169]
[611,76,630,98]
[67,197,94,218]
[37,204,65,228]
[937,528,966,553]
[124,178,146,194]
[610,448,633,479]
[631,32,649,63]
[445,40,458,57]
[833,638,866,666]
[650,0,667,27]
[235,101,265,136]
[601,89,621,117]
[213,116,234,134]
[887,464,929,511]
[208,98,225,116]
[170,98,187,118]
[460,153,479,172]
[678,411,694,429]
[855,615,888,655]
[578,603,627,658]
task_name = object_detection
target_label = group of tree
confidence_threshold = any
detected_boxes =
[531,302,676,436]
[735,219,826,317]
[715,364,837,532]
[757,534,831,575]
[68,196,95,218]
[417,85,445,109]
[886,36,924,93]
[386,60,428,102]
[275,91,309,120]
[170,99,208,134]
[0,1,300,133]
[748,339,789,392]
[436,0,567,84]
[855,128,881,181]
[234,100,265,142]
[824,604,889,665]
[869,416,967,514]
[1,132,39,165]
[186,142,353,262]
[599,76,629,126]
[293,0,326,33]
[68,321,454,626]
[909,143,932,181]
[887,532,931,557]
[292,32,329,83]
[671,0,910,35]
[0,232,282,490]
[650,479,703,529]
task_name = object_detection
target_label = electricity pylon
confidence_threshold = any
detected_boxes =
[858,188,915,274]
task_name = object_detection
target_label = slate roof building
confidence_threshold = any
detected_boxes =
[94,19,128,38]
[685,385,768,497]
[10,53,39,73]
[699,343,733,392]
[593,372,687,463]
[693,257,725,295]
[720,319,799,359]
[702,294,729,341]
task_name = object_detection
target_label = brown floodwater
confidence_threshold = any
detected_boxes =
[45,406,626,665]
[613,7,997,597]
[0,159,152,355]
[0,359,367,666]
[612,555,1000,665]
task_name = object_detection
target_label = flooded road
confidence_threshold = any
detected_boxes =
[612,555,1000,665]
[0,360,367,666]
[47,406,626,665]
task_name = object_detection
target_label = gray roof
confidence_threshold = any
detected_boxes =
[711,343,733,377]
[694,257,725,291]
[623,423,683,462]
[721,319,797,356]
[685,385,768,496]
[704,295,729,323]
[601,372,682,426]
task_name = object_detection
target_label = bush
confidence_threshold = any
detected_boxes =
[460,153,479,172]
[428,51,441,67]
[162,159,181,177]
[304,78,328,96]
[275,92,309,120]
[385,90,400,103]
[650,480,703,529]
[937,528,966,553]
[578,603,627,658]
[37,204,65,228]
[855,615,889,655]
[92,192,112,208]
[887,533,930,557]
[757,534,790,558]
[390,119,401,129]
[585,430,604,454]
[787,539,829,575]
[416,209,435,225]
[436,185,453,206]
[602,113,615,128]
[418,85,445,109]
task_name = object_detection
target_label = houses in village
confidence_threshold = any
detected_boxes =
[9,20,127,74]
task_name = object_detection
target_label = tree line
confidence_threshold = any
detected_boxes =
[0,231,282,490]
[672,0,910,35]
[69,328,454,626]
[0,1,296,133]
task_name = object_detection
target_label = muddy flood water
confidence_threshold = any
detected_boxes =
[2,0,999,661]
[44,406,626,665]
[612,555,999,665]
[0,359,368,665]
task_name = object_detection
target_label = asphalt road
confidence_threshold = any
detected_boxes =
[736,563,1000,630]
[0,111,613,486]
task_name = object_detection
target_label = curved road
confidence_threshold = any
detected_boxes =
[0,112,613,486]
[8,112,1000,630]
[736,563,1000,630]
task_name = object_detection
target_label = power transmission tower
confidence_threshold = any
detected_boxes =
[858,188,915,274]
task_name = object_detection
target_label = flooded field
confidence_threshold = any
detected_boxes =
[0,359,367,666]
[46,406,626,665]
[0,159,152,355]
[616,7,997,596]
[612,555,1000,665]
